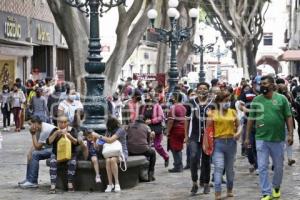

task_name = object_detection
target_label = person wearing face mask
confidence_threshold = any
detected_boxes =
[139,91,169,168]
[122,89,142,125]
[47,115,79,193]
[58,88,83,124]
[185,82,214,195]
[207,91,242,199]
[0,84,11,131]
[166,92,186,173]
[276,82,296,167]
[245,75,294,200]
[238,84,258,172]
[10,83,26,132]
[29,87,49,123]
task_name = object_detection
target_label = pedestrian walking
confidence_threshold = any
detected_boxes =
[30,87,49,122]
[139,92,169,168]
[245,75,294,200]
[10,83,26,132]
[207,91,242,200]
[185,82,213,195]
[0,84,11,131]
[166,92,186,173]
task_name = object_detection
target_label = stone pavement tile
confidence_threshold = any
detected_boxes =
[1,129,300,200]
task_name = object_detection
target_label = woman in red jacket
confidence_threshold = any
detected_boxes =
[167,92,186,172]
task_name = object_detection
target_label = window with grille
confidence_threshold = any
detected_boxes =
[263,33,273,46]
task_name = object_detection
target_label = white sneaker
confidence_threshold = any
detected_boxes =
[95,175,101,183]
[20,181,38,188]
[114,184,121,192]
[18,179,27,185]
[255,169,259,175]
[105,185,113,192]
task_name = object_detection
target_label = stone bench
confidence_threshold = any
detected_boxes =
[46,156,149,192]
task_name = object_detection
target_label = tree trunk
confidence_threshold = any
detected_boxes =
[246,42,257,78]
[104,0,155,95]
[47,0,89,92]
[155,0,169,73]
[235,42,250,80]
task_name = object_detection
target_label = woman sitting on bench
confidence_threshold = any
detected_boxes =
[92,117,128,193]
[47,115,79,194]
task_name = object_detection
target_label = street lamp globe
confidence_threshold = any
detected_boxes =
[188,8,198,19]
[147,9,158,19]
[168,0,179,8]
[167,7,178,18]
[175,10,180,19]
[226,40,233,48]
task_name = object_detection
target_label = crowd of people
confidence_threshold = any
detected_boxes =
[2,74,299,199]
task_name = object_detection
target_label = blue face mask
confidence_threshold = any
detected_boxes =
[68,95,77,101]
[222,102,231,110]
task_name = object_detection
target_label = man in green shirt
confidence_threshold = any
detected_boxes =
[245,75,293,200]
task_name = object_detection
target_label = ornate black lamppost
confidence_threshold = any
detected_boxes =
[147,0,198,93]
[214,41,232,79]
[193,34,218,83]
[64,0,126,133]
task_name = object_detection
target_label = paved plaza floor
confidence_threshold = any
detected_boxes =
[1,126,300,200]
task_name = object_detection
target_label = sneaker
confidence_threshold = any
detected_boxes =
[190,184,198,196]
[164,158,169,168]
[183,165,190,170]
[255,169,259,176]
[20,181,38,188]
[288,159,296,166]
[18,179,27,185]
[261,195,272,200]
[272,188,281,198]
[105,185,114,193]
[95,175,101,183]
[168,168,183,173]
[114,184,121,192]
[203,184,210,194]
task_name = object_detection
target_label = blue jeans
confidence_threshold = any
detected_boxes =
[212,138,237,193]
[171,150,183,171]
[247,128,257,169]
[256,140,284,196]
[26,148,52,184]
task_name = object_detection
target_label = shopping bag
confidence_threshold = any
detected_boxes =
[57,135,72,162]
[202,123,214,156]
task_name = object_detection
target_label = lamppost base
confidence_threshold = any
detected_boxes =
[81,74,107,134]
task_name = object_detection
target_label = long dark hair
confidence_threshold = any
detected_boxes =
[106,116,121,135]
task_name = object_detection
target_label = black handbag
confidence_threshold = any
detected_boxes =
[149,123,163,134]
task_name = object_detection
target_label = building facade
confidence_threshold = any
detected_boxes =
[0,0,70,88]
[280,0,300,76]
[256,0,290,77]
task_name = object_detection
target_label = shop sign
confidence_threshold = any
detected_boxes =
[31,19,54,45]
[4,16,21,39]
[37,24,50,42]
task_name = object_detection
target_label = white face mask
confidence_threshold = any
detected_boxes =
[3,89,8,93]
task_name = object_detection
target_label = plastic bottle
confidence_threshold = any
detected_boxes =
[96,139,105,145]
